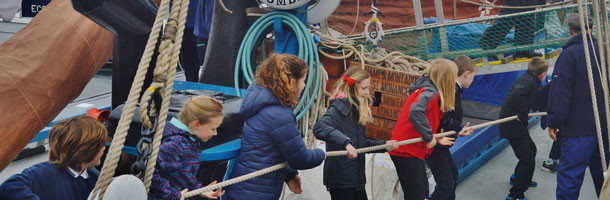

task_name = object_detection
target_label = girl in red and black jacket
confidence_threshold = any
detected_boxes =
[390,58,472,200]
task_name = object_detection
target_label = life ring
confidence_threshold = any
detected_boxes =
[262,0,311,10]
[307,0,341,25]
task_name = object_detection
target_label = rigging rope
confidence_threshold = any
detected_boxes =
[577,0,607,172]
[89,0,189,198]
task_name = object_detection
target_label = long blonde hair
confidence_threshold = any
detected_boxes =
[427,59,457,112]
[178,95,224,126]
[331,66,374,125]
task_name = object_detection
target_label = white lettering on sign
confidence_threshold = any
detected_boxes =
[31,5,45,13]
[264,0,309,10]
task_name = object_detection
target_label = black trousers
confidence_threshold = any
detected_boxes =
[508,137,537,198]
[179,27,201,82]
[549,132,563,160]
[328,187,368,200]
[391,155,429,200]
[426,146,458,200]
[478,13,537,50]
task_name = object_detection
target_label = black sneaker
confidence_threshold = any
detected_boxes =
[506,194,528,200]
[514,51,543,59]
[541,159,558,173]
[510,174,538,187]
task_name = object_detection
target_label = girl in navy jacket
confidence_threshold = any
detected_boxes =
[313,66,398,200]
[226,54,325,200]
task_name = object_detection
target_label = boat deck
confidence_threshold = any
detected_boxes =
[0,74,601,200]
[456,122,598,200]
[0,19,599,200]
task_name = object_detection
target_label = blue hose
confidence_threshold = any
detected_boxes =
[234,11,321,120]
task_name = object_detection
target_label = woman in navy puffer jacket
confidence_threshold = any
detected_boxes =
[226,54,325,200]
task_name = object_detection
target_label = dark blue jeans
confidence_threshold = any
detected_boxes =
[557,135,609,200]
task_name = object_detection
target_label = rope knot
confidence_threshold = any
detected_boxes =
[152,76,168,84]
[162,19,179,42]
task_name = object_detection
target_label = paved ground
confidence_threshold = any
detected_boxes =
[456,122,598,200]
[0,21,25,43]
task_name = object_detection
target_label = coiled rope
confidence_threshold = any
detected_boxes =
[315,30,430,74]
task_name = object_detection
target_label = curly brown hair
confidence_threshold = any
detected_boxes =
[255,54,308,106]
[49,116,108,171]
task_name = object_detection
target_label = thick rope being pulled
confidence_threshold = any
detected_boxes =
[183,112,546,197]
[89,0,172,199]
[577,0,607,171]
[142,0,190,191]
[458,0,570,9]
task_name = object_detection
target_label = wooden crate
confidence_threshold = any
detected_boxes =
[366,117,397,140]
[371,94,409,121]
[352,62,421,97]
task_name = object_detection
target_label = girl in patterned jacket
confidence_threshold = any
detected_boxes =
[150,95,225,200]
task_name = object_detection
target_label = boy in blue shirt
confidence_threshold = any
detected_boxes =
[0,116,108,200]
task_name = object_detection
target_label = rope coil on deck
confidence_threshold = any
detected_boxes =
[183,112,547,198]
[316,30,430,74]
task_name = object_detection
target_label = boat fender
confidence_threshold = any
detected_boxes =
[306,0,341,25]
[89,175,147,200]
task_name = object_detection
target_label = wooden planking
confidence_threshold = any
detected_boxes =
[371,94,409,121]
[353,62,421,96]
[366,117,397,140]
[320,62,422,140]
